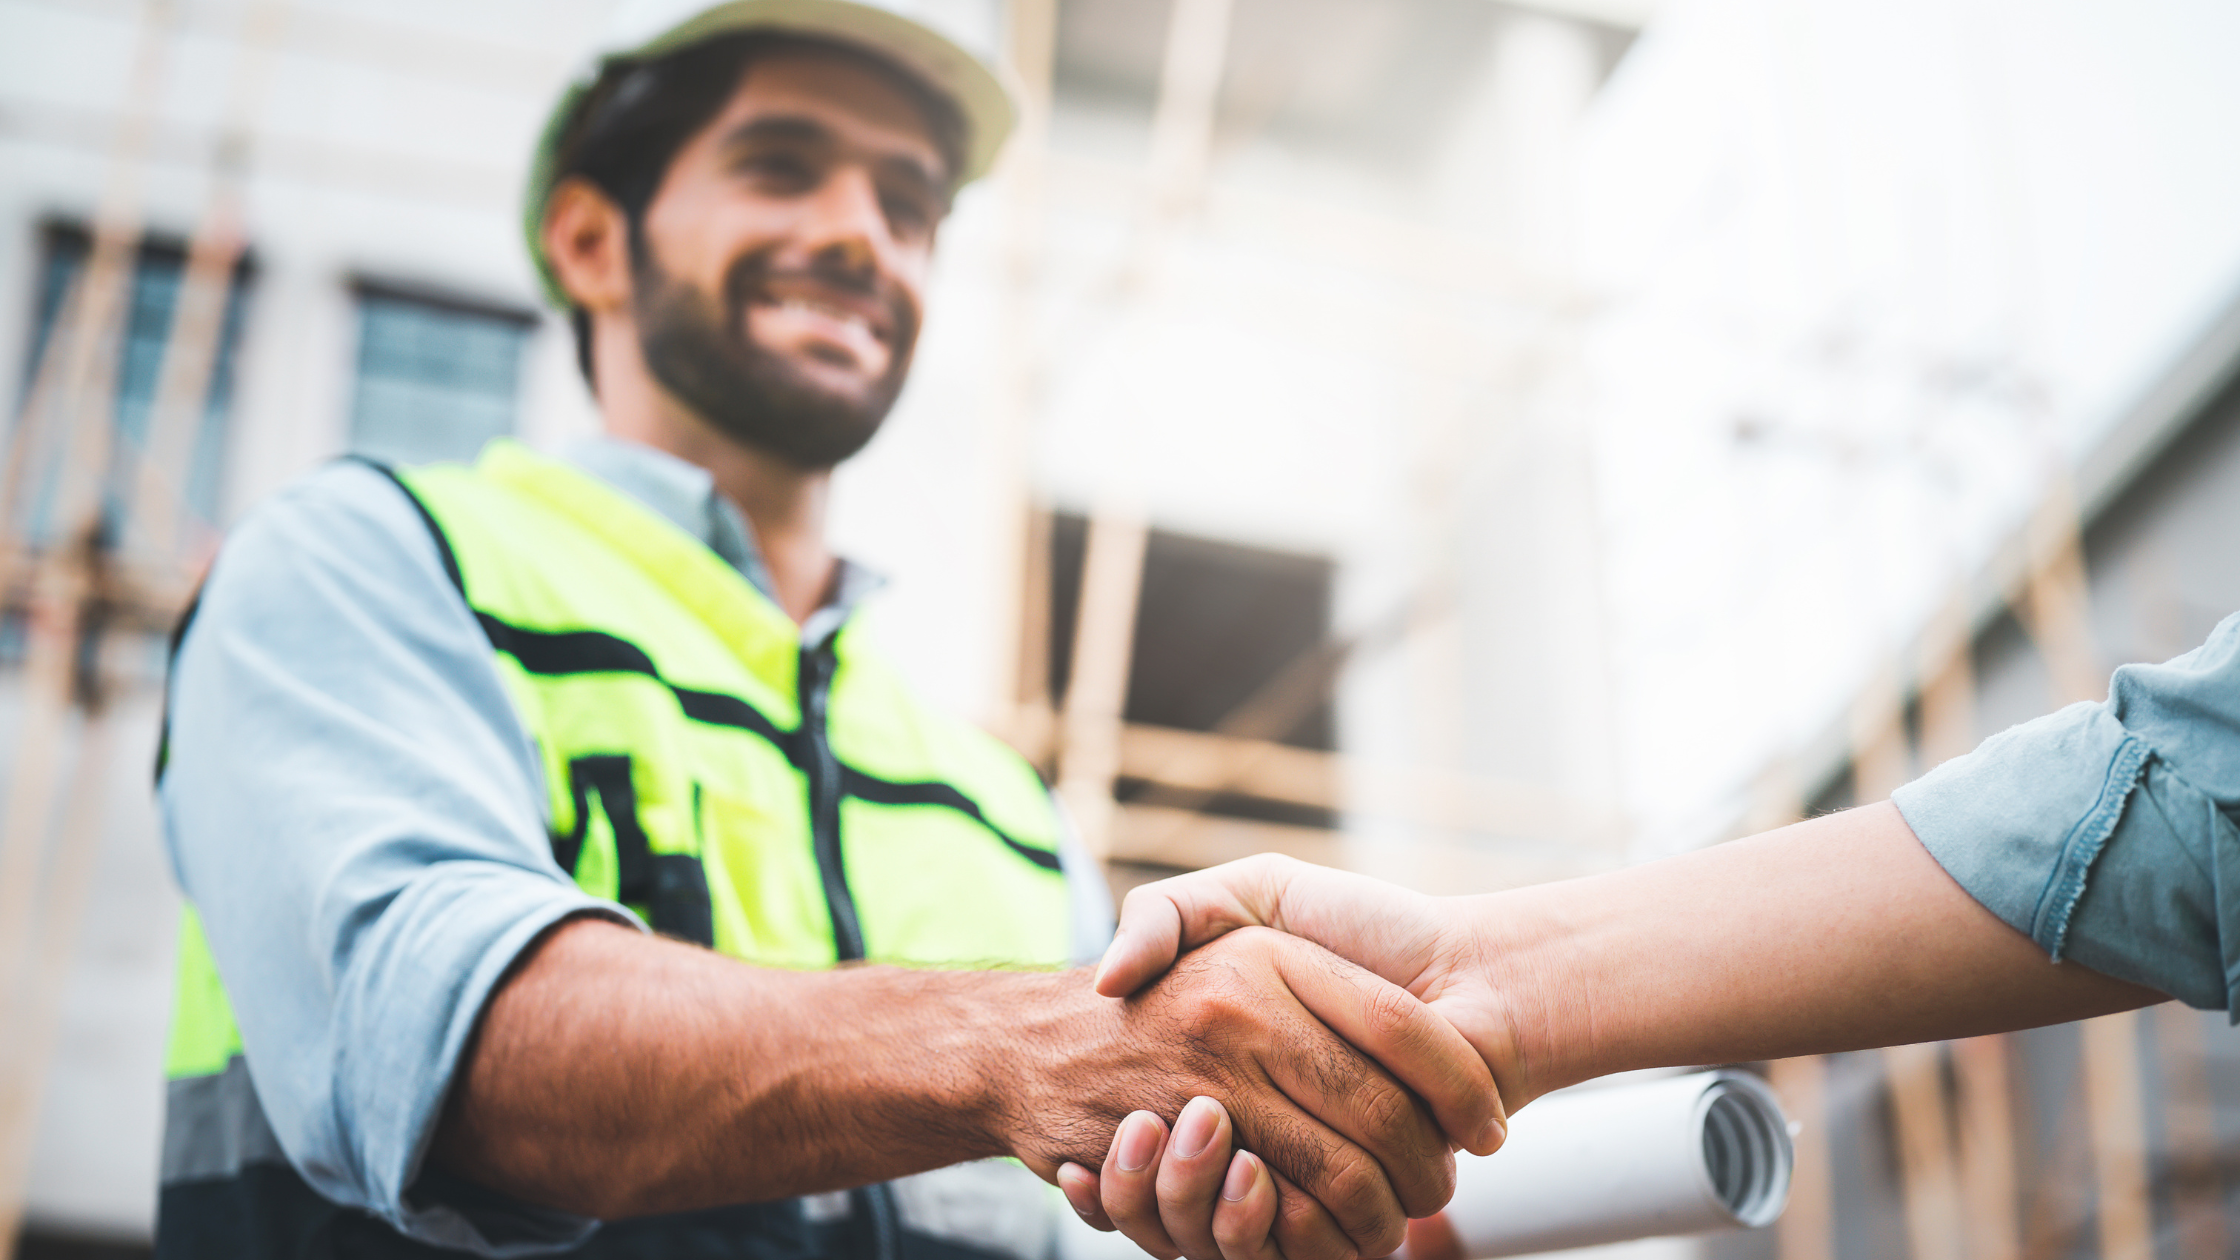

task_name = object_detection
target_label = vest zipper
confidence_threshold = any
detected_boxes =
[798,635,899,1260]
[800,638,865,960]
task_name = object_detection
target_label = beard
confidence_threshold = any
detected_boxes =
[632,245,917,470]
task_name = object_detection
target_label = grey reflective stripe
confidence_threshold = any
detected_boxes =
[889,1160,1057,1260]
[794,1162,1057,1260]
[163,1055,288,1183]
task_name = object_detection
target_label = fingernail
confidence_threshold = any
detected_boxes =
[1476,1116,1506,1154]
[1091,931,1125,988]
[1172,1096,1220,1159]
[1221,1152,1256,1202]
[1117,1111,1160,1172]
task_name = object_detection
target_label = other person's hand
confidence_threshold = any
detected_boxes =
[1094,854,1528,1109]
[1057,1096,1277,1260]
[1006,926,1499,1260]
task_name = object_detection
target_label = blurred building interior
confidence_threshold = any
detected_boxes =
[2,0,2238,1257]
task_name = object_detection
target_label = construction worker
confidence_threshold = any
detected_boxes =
[152,2,1503,1258]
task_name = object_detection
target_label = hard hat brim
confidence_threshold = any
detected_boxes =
[525,0,1019,308]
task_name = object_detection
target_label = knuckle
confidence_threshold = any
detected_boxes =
[1321,1147,1393,1228]
[1117,884,1153,920]
[1247,851,1300,884]
[1355,1076,1421,1144]
[1423,1149,1460,1214]
[1273,1193,1353,1260]
[1180,968,1257,1028]
[1389,1145,1459,1219]
[1360,982,1419,1047]
[1219,924,1279,959]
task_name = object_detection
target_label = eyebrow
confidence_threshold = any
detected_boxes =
[718,113,948,196]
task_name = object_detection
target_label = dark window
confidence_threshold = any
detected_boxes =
[1047,511,1337,827]
[11,222,249,546]
[348,284,535,467]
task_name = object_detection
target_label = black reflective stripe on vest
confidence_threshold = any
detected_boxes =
[476,613,1061,873]
[839,771,1063,874]
[153,582,206,785]
[560,755,715,947]
[476,613,796,749]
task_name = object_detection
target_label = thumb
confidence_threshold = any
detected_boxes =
[1091,895,1183,997]
[1092,855,1302,997]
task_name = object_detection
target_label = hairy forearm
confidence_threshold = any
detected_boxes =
[1472,802,2162,1105]
[431,917,1084,1218]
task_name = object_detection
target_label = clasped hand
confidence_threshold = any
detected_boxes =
[1052,855,1519,1260]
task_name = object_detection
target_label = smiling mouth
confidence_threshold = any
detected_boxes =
[765,295,888,346]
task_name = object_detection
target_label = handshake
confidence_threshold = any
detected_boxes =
[1001,854,1528,1260]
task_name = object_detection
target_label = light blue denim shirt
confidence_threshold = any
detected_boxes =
[1893,610,2240,1017]
[160,439,1112,1249]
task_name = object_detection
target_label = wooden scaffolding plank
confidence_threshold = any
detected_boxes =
[1884,1042,1965,1260]
[1114,722,1625,846]
[2018,480,2155,1260]
[981,0,1056,738]
[1054,0,1236,859]
[1920,586,2025,1260]
[1054,507,1148,858]
[1769,1055,1834,1260]
[2153,1001,2226,1260]
[1951,1034,2021,1260]
[2078,1011,2153,1260]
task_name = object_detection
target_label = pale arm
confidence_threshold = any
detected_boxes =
[1068,804,2162,1260]
[1096,802,2161,1112]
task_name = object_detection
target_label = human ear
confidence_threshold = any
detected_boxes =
[543,178,633,314]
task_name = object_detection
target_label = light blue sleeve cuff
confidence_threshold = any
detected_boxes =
[2056,757,2240,1016]
[337,871,639,1252]
[1894,702,2239,1015]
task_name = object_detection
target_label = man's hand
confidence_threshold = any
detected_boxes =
[435,914,1497,1258]
[1007,926,1500,1260]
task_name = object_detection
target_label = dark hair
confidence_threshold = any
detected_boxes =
[547,31,965,387]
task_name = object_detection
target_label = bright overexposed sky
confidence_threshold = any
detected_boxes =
[1575,0,2240,846]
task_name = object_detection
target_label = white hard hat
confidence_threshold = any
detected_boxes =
[524,0,1017,307]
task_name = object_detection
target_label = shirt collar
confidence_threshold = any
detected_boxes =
[554,436,883,624]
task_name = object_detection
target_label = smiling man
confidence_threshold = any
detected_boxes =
[151,3,1503,1259]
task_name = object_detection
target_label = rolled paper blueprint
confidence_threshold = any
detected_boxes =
[1430,1070,1792,1259]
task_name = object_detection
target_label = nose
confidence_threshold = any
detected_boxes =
[799,164,892,280]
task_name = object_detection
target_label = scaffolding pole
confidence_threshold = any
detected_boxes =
[1052,0,1234,859]
[0,1,289,1247]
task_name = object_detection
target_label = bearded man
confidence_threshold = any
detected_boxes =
[151,3,1503,1259]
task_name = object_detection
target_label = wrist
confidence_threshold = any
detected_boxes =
[1440,888,1597,1111]
[798,966,1061,1175]
[959,968,1116,1174]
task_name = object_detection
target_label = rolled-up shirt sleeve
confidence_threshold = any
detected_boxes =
[1893,611,2240,1016]
[161,462,641,1250]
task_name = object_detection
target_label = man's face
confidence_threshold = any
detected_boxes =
[632,47,949,469]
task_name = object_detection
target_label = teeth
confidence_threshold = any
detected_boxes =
[777,297,873,337]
